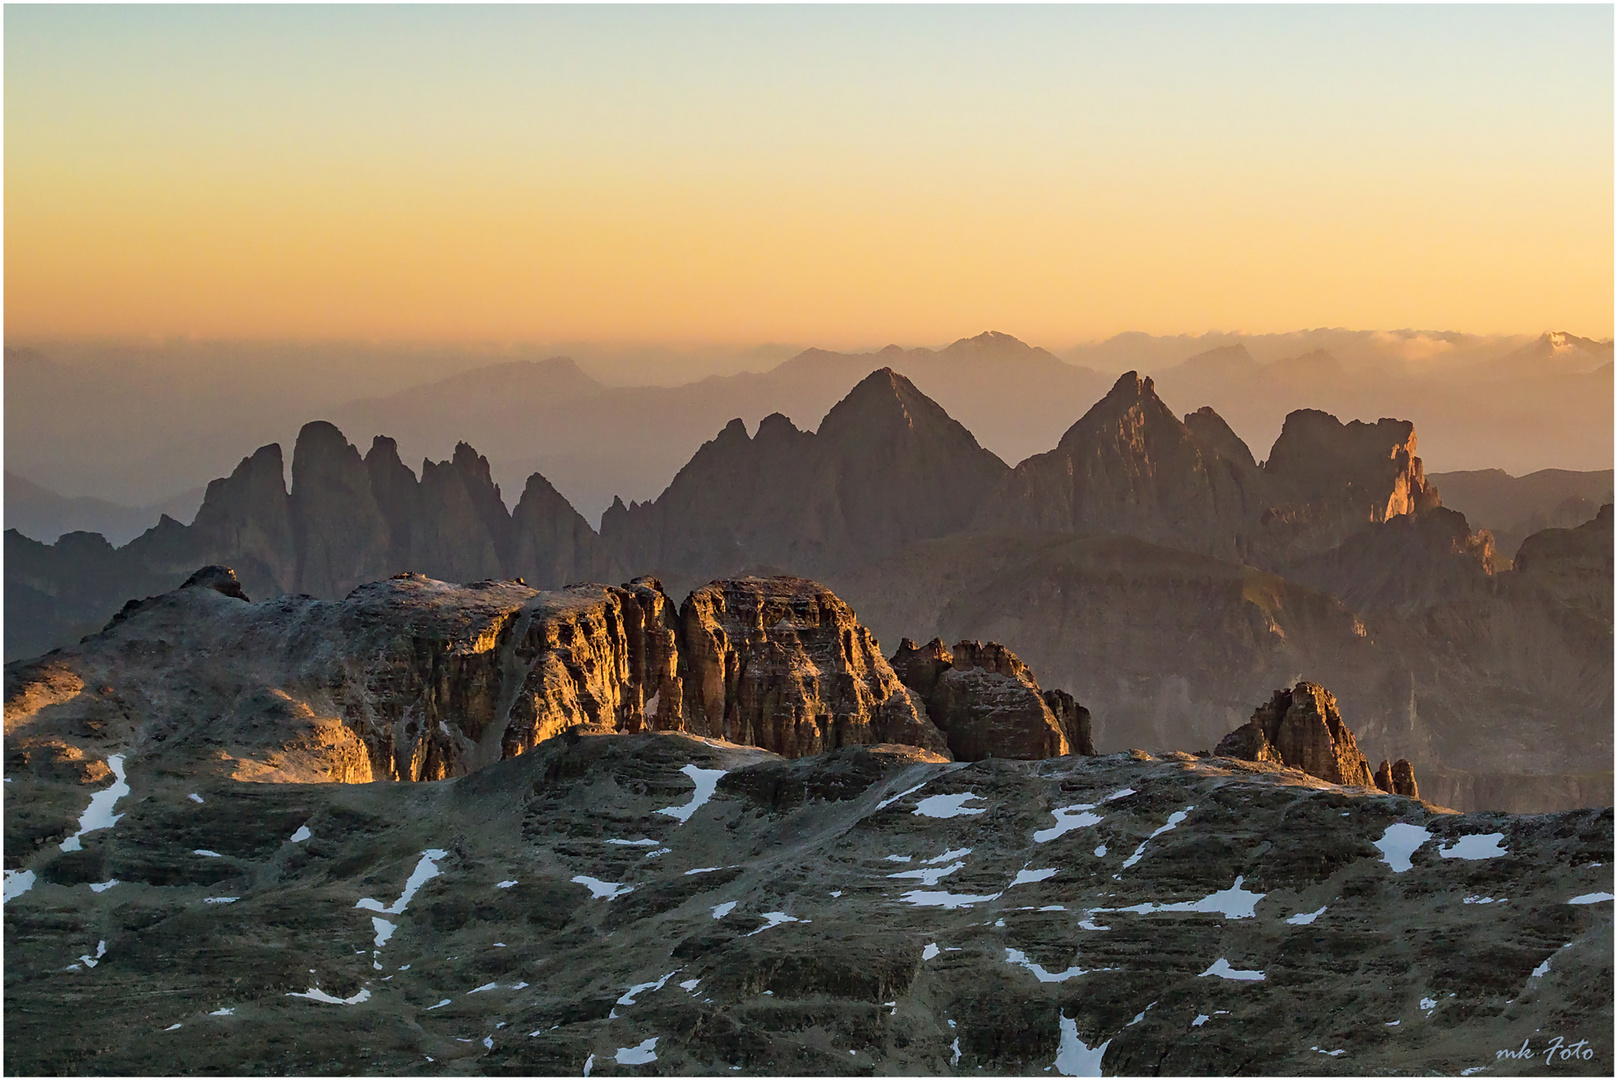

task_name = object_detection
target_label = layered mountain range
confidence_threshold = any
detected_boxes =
[7,365,1611,813]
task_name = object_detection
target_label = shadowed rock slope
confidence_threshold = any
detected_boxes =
[2,733,1610,1075]
[972,372,1440,566]
[599,368,1009,592]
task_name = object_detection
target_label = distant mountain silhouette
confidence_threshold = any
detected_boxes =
[600,368,1009,588]
[326,331,1109,522]
[4,472,203,546]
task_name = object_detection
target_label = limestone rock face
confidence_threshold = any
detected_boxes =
[889,637,1090,761]
[1215,681,1377,788]
[1041,688,1097,758]
[288,420,393,598]
[1375,758,1420,798]
[187,443,296,599]
[677,577,950,759]
[509,471,611,588]
[3,571,957,800]
[1258,409,1441,557]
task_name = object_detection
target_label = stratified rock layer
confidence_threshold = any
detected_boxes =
[678,577,949,759]
[889,637,1091,760]
[1215,681,1378,789]
[2,571,951,835]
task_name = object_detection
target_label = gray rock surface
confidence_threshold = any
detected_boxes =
[2,733,1610,1075]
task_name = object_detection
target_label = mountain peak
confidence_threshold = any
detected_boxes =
[940,330,1035,358]
[818,367,940,439]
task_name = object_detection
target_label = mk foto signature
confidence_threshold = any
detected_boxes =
[1496,1036,1597,1065]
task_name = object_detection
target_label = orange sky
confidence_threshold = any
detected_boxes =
[6,6,1613,346]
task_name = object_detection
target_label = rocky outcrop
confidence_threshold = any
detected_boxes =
[889,637,1091,760]
[1214,681,1377,788]
[1258,409,1441,556]
[601,369,1009,587]
[677,577,949,759]
[3,571,954,792]
[1375,758,1420,798]
[288,420,394,598]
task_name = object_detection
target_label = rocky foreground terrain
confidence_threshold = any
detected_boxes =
[4,732,1612,1076]
[4,568,1614,1076]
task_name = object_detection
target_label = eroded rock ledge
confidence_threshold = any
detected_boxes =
[4,569,1095,808]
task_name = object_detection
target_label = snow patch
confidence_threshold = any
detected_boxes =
[875,779,930,811]
[4,869,38,903]
[1100,875,1264,919]
[896,890,999,909]
[656,765,727,823]
[887,861,963,886]
[88,879,120,893]
[1011,868,1059,887]
[606,838,659,847]
[617,970,679,1006]
[711,901,738,919]
[287,986,371,1005]
[1198,957,1264,981]
[1006,947,1108,983]
[1438,833,1507,860]
[615,1037,659,1065]
[194,849,223,858]
[1374,823,1432,873]
[495,880,517,889]
[290,825,312,843]
[1119,807,1193,870]
[356,849,448,913]
[187,793,204,804]
[747,911,806,936]
[1568,891,1615,904]
[1285,905,1326,925]
[1054,1012,1109,1076]
[61,754,129,852]
[572,876,634,900]
[923,943,940,960]
[914,792,988,818]
[1034,804,1103,844]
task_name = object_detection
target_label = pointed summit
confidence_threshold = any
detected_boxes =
[974,371,1258,556]
[600,369,1008,580]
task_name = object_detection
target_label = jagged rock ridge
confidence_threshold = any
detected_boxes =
[1214,681,1379,789]
[972,371,1441,565]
